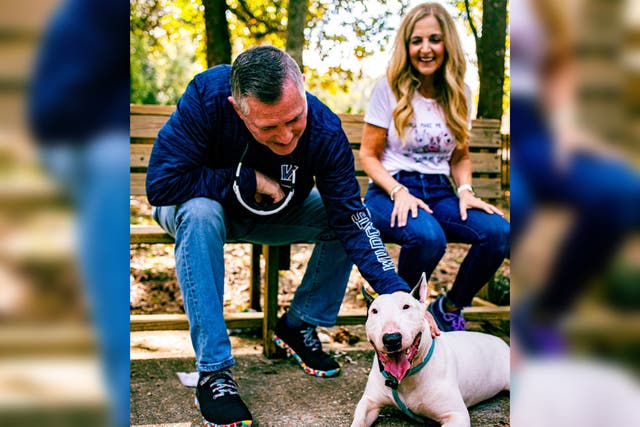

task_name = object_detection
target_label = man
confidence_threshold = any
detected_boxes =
[29,1,129,426]
[147,46,421,426]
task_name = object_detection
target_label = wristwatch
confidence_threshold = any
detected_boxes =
[456,184,474,195]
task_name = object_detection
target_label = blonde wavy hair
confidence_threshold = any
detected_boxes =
[387,2,469,147]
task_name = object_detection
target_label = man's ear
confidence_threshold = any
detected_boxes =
[228,96,242,116]
[410,273,428,303]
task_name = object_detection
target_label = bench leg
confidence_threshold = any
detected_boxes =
[262,245,280,358]
[249,244,262,311]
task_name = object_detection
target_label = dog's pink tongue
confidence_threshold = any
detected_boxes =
[385,353,410,381]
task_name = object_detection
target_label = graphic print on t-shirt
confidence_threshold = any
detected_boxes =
[402,120,455,167]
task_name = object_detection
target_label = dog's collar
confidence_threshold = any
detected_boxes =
[380,337,437,423]
[381,336,436,388]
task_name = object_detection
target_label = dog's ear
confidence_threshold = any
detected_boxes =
[361,285,376,309]
[410,273,428,303]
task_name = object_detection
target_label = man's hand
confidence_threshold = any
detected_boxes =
[255,170,285,204]
[425,310,441,337]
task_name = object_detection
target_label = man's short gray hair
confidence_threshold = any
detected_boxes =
[230,46,305,115]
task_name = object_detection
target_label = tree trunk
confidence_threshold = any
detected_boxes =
[477,0,507,119]
[285,0,307,71]
[203,0,231,67]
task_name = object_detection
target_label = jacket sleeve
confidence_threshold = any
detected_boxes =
[146,78,256,207]
[315,131,410,295]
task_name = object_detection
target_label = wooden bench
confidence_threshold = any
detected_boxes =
[130,104,506,356]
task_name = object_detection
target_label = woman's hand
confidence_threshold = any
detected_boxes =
[391,188,432,228]
[425,310,441,337]
[458,190,504,221]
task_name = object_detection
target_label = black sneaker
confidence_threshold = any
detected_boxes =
[194,370,253,427]
[272,315,340,377]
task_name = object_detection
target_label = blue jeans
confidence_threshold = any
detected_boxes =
[364,173,510,308]
[41,130,130,427]
[153,189,353,373]
[511,97,640,315]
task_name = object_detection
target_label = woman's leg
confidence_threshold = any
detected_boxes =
[364,183,447,289]
[431,195,510,308]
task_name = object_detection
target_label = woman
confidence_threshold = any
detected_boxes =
[361,2,509,331]
[510,0,640,354]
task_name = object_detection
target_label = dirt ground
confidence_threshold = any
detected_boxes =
[130,198,511,425]
[130,242,511,316]
[131,325,510,426]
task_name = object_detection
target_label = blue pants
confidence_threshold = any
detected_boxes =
[511,97,640,315]
[153,189,353,373]
[41,130,130,427]
[364,173,510,308]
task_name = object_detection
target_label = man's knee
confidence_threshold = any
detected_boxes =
[176,197,226,233]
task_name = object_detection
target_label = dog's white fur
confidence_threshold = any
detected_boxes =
[352,275,510,427]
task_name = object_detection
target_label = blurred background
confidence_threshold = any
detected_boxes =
[511,0,639,358]
[0,0,102,424]
[511,0,640,425]
[0,0,128,426]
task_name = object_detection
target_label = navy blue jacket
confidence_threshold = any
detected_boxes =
[146,65,409,294]
[28,0,128,142]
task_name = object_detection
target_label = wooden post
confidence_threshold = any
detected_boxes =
[262,245,281,357]
[249,244,262,311]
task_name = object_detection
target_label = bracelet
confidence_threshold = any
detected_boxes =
[389,184,407,201]
[456,184,474,195]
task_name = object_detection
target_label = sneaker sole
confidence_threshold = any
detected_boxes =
[194,396,252,427]
[272,334,340,377]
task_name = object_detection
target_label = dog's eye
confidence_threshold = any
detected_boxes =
[402,304,410,310]
[371,308,378,314]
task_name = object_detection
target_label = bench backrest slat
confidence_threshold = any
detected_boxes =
[130,145,500,175]
[130,104,503,201]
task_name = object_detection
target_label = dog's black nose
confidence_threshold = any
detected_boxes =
[382,333,402,351]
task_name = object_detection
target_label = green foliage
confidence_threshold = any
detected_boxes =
[227,0,287,48]
[130,0,412,109]
[488,268,510,306]
[306,0,408,61]
[305,67,376,114]
[453,0,483,37]
[129,0,507,116]
[130,35,160,104]
[452,0,510,124]
[130,0,206,105]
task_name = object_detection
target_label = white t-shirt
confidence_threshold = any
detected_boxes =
[364,77,471,176]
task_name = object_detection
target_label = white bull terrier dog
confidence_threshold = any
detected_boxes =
[352,274,509,427]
